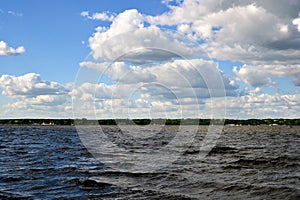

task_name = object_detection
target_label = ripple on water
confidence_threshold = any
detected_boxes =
[0,125,299,199]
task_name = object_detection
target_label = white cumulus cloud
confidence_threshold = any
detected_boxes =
[0,40,25,56]
[0,73,69,98]
[74,58,237,118]
[0,73,70,118]
[76,0,300,119]
[88,9,193,63]
[233,64,300,87]
[147,0,300,64]
[206,93,300,119]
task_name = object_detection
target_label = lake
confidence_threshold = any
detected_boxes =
[0,125,299,199]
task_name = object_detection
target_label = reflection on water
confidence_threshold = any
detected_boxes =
[0,125,299,199]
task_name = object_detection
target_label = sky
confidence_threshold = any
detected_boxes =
[0,0,300,119]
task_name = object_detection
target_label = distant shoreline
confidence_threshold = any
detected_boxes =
[0,118,299,126]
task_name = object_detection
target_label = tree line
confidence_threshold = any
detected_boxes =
[0,118,300,126]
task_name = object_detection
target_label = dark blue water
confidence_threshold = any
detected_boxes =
[0,125,299,199]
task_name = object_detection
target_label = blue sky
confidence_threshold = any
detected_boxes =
[0,0,166,83]
[0,0,300,119]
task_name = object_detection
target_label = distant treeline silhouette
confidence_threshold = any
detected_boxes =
[0,118,300,126]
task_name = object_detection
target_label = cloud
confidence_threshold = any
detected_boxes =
[71,82,140,101]
[293,14,300,32]
[0,41,25,56]
[151,59,238,90]
[88,9,193,63]
[233,64,300,87]
[72,82,202,119]
[149,0,300,26]
[199,4,300,63]
[147,1,300,64]
[81,11,115,21]
[0,9,23,17]
[76,1,300,119]
[80,61,157,84]
[74,58,238,118]
[0,73,70,118]
[206,93,300,119]
[70,78,300,119]
[7,10,23,17]
[0,73,69,98]
[80,58,238,96]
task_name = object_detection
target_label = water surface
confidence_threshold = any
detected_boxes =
[0,125,299,199]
